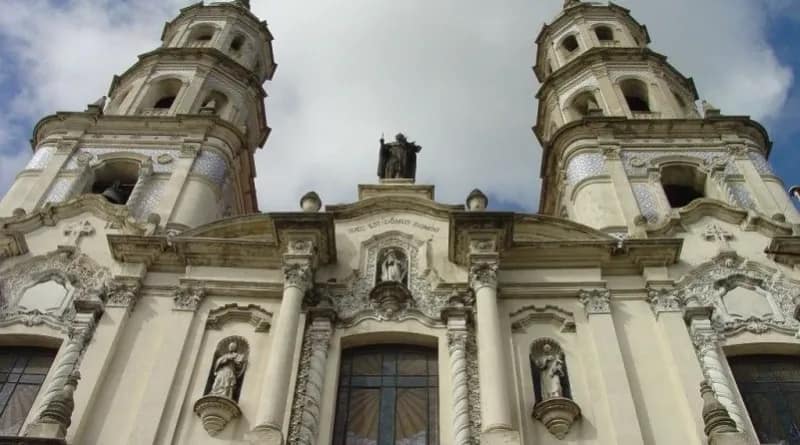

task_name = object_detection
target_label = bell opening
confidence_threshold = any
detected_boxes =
[87,160,140,205]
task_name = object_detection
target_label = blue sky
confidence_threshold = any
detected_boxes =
[0,0,798,213]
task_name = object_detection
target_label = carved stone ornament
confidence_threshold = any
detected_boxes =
[647,287,682,316]
[194,395,242,437]
[0,250,109,330]
[206,304,272,332]
[105,280,141,310]
[333,232,447,325]
[469,261,498,291]
[283,262,312,291]
[532,397,581,440]
[369,281,414,320]
[678,256,800,336]
[578,289,611,315]
[173,285,205,311]
[700,380,738,437]
[62,220,95,247]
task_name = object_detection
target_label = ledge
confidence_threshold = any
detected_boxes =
[0,438,66,445]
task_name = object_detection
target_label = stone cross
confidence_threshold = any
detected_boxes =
[62,220,95,247]
[703,223,733,252]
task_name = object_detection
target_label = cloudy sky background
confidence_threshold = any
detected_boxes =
[0,0,798,213]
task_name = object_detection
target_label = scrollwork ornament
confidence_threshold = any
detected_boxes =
[579,289,611,315]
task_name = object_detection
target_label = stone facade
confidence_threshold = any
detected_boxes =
[0,1,797,444]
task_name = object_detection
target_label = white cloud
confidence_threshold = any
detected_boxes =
[0,0,793,213]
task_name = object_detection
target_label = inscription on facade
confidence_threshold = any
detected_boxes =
[346,217,441,234]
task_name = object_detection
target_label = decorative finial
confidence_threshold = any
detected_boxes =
[466,189,488,211]
[300,191,322,212]
[234,0,251,10]
[563,0,581,9]
[702,100,721,117]
[86,96,107,114]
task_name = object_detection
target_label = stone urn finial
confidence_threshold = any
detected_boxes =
[466,189,488,211]
[300,191,322,212]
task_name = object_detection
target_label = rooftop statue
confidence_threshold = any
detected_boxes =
[377,133,422,180]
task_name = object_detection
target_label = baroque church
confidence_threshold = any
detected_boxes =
[0,0,799,444]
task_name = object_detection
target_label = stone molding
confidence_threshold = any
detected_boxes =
[510,304,576,333]
[578,289,611,315]
[205,304,272,332]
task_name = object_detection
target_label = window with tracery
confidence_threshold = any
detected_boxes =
[729,355,800,445]
[0,347,56,436]
[333,345,439,445]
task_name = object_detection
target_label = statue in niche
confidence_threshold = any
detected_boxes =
[207,338,248,400]
[534,344,566,399]
[378,248,408,285]
[377,133,422,180]
[531,339,572,402]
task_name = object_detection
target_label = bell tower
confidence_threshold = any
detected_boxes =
[0,0,276,231]
[534,1,799,237]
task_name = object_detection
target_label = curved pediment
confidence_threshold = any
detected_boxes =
[179,213,276,240]
[328,195,463,221]
[513,213,615,242]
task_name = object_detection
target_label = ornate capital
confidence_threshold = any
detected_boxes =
[105,280,141,311]
[67,315,97,345]
[648,287,682,317]
[173,285,205,312]
[283,261,313,292]
[691,329,722,355]
[469,261,498,291]
[579,289,611,316]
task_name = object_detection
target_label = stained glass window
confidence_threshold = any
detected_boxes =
[0,348,56,436]
[333,345,439,445]
[729,355,800,445]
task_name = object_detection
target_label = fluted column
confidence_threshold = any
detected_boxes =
[26,312,97,439]
[442,298,471,445]
[250,247,314,445]
[469,258,514,434]
[288,306,335,445]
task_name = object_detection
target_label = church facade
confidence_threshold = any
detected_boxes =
[0,1,799,444]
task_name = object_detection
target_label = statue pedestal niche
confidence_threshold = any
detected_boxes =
[194,395,242,436]
[532,397,581,439]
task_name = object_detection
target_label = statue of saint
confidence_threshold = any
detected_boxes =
[377,133,422,180]
[534,344,565,400]
[380,249,407,284]
[209,341,247,399]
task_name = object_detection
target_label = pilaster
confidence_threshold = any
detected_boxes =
[442,296,472,445]
[578,288,645,445]
[730,146,782,219]
[602,145,647,237]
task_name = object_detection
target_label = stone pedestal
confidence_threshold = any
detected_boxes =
[194,396,241,436]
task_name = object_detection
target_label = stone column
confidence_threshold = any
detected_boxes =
[686,309,747,432]
[250,250,314,445]
[603,145,647,237]
[26,312,97,439]
[287,305,335,445]
[579,289,645,445]
[442,298,471,445]
[469,258,515,436]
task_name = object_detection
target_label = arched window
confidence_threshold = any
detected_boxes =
[729,355,800,444]
[88,160,140,205]
[0,347,56,435]
[200,90,230,117]
[140,78,182,115]
[230,35,245,53]
[333,345,438,445]
[187,25,215,48]
[568,91,602,120]
[660,164,706,208]
[595,26,614,43]
[561,35,579,54]
[620,78,651,113]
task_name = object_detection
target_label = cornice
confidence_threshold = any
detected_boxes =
[327,195,463,221]
[0,195,146,236]
[109,212,337,270]
[449,211,515,265]
[765,236,800,267]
